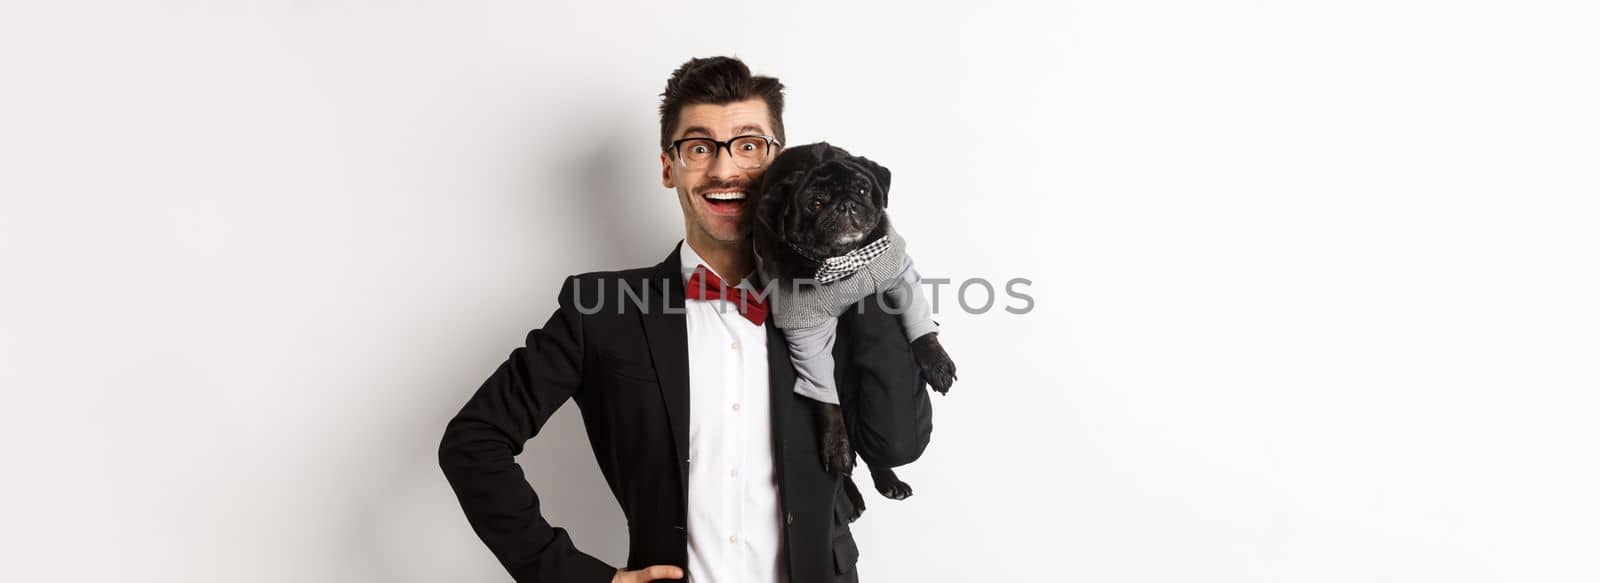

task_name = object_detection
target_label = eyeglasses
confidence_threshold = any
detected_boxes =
[665,135,782,170]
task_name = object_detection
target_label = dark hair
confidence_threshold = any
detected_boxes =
[658,56,786,152]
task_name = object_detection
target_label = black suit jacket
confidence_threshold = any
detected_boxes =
[438,241,934,582]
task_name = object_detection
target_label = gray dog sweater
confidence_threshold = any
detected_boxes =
[754,221,940,405]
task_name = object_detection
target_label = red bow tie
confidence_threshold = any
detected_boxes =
[684,264,769,326]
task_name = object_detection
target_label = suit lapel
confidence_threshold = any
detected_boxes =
[766,317,794,501]
[639,242,692,498]
[760,266,794,509]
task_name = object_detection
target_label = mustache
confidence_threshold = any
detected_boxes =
[695,179,751,196]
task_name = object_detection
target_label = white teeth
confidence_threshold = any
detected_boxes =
[704,191,746,201]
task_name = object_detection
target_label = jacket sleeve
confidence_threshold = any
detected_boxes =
[835,290,935,468]
[437,275,617,583]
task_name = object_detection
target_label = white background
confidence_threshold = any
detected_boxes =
[3,1,1598,581]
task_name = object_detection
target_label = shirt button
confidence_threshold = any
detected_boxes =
[731,403,741,412]
[729,467,739,477]
[728,535,738,544]
[786,512,794,525]
[731,340,741,350]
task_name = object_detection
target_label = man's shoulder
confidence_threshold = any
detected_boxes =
[567,262,665,288]
[553,261,672,313]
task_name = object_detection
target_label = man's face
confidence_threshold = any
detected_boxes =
[661,99,778,245]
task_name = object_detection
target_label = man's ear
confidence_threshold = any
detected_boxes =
[660,151,675,188]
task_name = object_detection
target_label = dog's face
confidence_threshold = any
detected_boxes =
[750,142,892,263]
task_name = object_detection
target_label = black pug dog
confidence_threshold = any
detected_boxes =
[747,142,956,521]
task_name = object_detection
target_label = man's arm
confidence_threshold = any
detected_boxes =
[835,291,935,468]
[437,275,617,583]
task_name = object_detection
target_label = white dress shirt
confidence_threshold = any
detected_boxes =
[679,240,788,583]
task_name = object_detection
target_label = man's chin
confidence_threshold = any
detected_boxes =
[697,220,747,245]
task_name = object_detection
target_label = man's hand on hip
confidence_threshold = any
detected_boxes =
[613,565,684,582]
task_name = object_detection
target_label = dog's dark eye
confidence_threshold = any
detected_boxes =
[810,199,824,211]
[858,187,867,195]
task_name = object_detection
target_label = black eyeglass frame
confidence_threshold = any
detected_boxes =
[664,134,783,168]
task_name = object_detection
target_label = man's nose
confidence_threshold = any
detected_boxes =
[705,146,741,181]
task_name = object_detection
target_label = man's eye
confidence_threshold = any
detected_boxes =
[739,142,757,152]
[691,145,710,154]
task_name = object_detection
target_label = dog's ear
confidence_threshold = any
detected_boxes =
[753,164,809,244]
[810,142,833,162]
[852,156,892,208]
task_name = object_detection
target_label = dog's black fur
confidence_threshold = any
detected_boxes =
[747,142,957,521]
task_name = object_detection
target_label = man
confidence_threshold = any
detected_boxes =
[438,56,934,583]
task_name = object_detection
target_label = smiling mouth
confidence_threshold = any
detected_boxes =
[701,190,747,215]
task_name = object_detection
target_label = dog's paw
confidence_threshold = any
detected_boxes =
[875,477,914,500]
[867,466,913,500]
[822,429,855,476]
[841,478,867,524]
[841,498,865,523]
[818,405,856,476]
[912,333,958,395]
[843,502,865,523]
